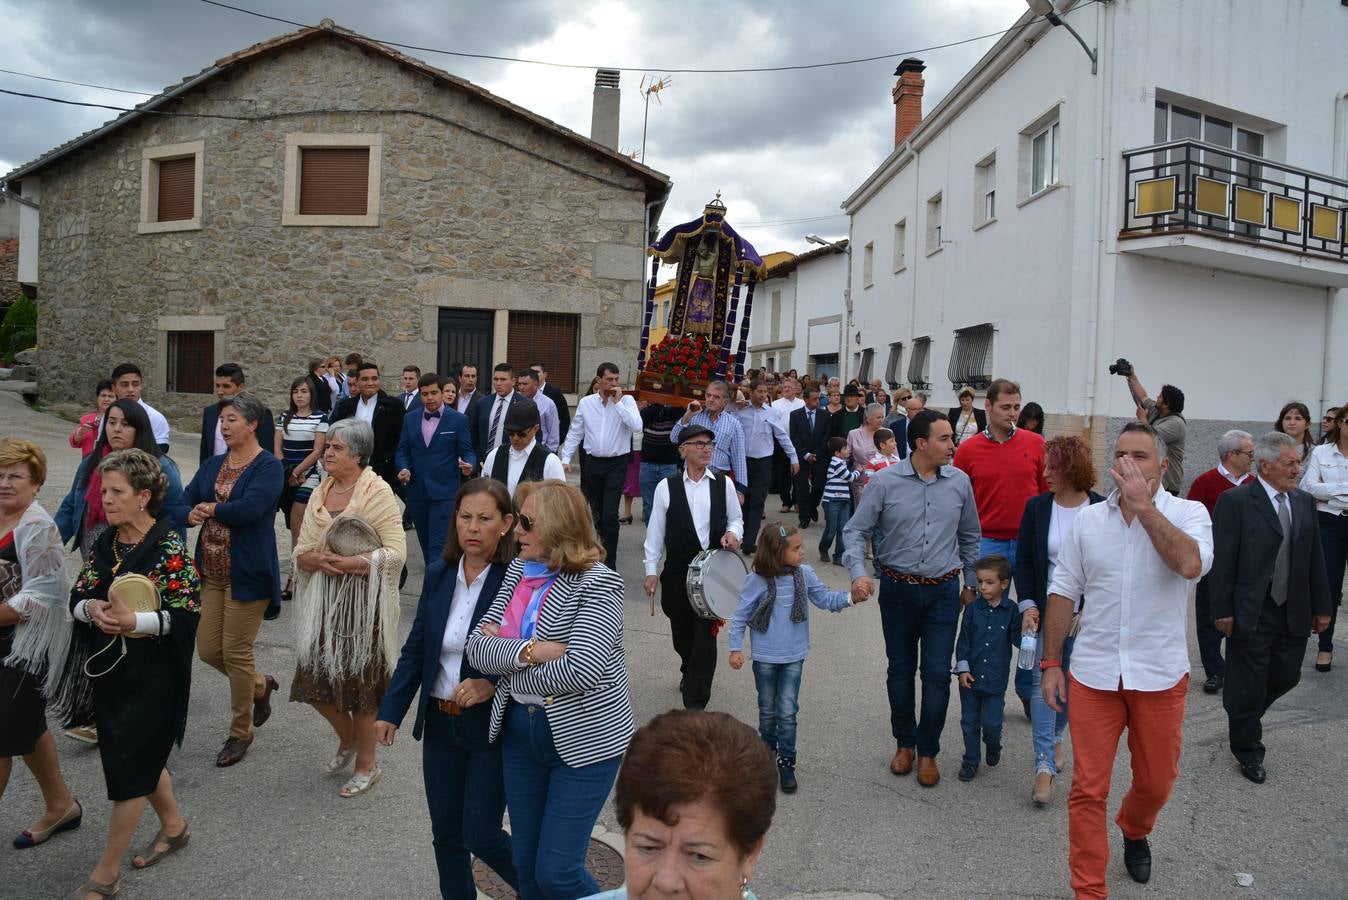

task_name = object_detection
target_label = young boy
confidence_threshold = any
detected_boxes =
[954,554,1021,782]
[864,427,903,484]
[818,436,860,565]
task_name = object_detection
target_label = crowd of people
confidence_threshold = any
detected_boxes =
[0,349,1342,900]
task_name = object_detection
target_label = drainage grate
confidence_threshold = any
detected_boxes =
[473,838,625,898]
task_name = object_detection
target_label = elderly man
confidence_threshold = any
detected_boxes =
[1210,431,1330,784]
[1041,422,1212,897]
[1186,429,1256,693]
[733,379,798,554]
[883,393,926,460]
[843,409,980,788]
[672,381,749,502]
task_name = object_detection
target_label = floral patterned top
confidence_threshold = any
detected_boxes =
[72,530,201,614]
[200,457,251,581]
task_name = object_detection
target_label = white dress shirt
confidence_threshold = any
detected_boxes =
[1301,442,1348,515]
[530,391,561,450]
[559,393,642,464]
[1216,461,1245,487]
[431,560,488,700]
[1048,487,1212,692]
[643,469,744,576]
[482,440,566,496]
[214,418,227,456]
[138,399,171,447]
[770,396,804,432]
[355,394,377,423]
[455,389,476,415]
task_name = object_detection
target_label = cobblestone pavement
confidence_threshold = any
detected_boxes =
[4,392,1345,899]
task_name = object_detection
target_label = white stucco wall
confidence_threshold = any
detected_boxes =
[16,177,40,285]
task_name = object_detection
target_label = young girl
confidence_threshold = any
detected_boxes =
[728,522,865,794]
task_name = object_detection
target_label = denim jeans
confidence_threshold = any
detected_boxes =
[639,462,678,527]
[1029,634,1074,775]
[752,659,804,760]
[819,499,851,560]
[877,576,960,757]
[501,703,622,900]
[959,687,1005,766]
[422,706,518,899]
[981,536,1031,701]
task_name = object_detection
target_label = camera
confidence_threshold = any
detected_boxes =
[1109,357,1134,377]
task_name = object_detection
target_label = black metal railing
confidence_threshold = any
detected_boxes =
[1121,139,1348,261]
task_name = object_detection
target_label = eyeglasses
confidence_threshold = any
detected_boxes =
[518,513,535,533]
[683,440,714,449]
[0,473,31,484]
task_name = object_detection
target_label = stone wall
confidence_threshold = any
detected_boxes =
[33,34,656,427]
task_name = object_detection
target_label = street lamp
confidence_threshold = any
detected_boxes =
[1026,0,1098,75]
[805,233,849,254]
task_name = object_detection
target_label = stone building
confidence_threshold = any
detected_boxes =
[4,20,670,425]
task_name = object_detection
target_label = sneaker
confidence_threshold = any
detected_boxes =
[957,761,978,781]
[777,757,798,794]
[985,744,1002,767]
[63,725,98,745]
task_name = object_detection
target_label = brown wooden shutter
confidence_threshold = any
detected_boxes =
[299,148,370,215]
[507,313,580,393]
[156,157,195,222]
[167,331,215,393]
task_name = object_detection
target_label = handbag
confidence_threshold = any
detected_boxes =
[84,573,163,677]
[325,515,382,557]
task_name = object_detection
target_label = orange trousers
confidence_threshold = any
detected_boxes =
[1066,673,1188,899]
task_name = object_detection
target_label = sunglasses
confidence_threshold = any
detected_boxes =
[506,429,531,439]
[518,513,535,533]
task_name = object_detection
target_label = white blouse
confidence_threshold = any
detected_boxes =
[431,559,489,700]
[1301,442,1348,515]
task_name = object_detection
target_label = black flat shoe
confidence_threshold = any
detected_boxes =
[1021,697,1032,720]
[1122,836,1151,884]
[1202,674,1224,694]
[1239,761,1266,784]
[1315,652,1332,673]
[618,516,633,525]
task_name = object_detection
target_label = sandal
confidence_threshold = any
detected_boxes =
[64,877,119,899]
[325,746,357,775]
[131,822,190,869]
[340,766,382,798]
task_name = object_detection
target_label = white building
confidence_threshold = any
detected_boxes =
[747,243,849,379]
[842,0,1348,488]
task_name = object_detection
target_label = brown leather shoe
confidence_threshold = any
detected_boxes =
[916,755,940,787]
[215,735,253,768]
[889,746,915,776]
[1032,771,1054,807]
[253,675,280,728]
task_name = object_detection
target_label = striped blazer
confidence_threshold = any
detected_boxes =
[466,559,634,768]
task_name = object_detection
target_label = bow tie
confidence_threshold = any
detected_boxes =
[424,410,441,421]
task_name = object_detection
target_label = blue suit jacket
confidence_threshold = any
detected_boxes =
[396,406,475,503]
[472,391,525,462]
[378,559,506,742]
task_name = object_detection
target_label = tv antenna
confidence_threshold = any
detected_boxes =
[638,75,672,164]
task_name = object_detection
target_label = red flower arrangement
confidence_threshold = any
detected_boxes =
[644,333,731,385]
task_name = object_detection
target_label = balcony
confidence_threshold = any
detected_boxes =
[1119,139,1348,288]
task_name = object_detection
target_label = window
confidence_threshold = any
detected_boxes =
[892,220,907,272]
[975,155,997,226]
[925,194,943,254]
[166,331,214,394]
[883,342,903,389]
[138,141,203,234]
[506,311,580,392]
[907,336,931,390]
[858,348,875,383]
[1031,122,1059,195]
[1154,100,1266,234]
[283,133,382,226]
[862,242,875,287]
[769,290,782,341]
[947,324,995,390]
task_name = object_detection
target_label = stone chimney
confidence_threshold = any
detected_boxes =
[892,58,926,147]
[590,69,621,150]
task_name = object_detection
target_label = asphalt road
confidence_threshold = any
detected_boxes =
[3,391,1345,900]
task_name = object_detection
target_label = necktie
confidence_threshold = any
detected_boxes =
[488,398,505,447]
[807,410,815,430]
[404,392,413,409]
[424,410,440,421]
[1271,493,1292,606]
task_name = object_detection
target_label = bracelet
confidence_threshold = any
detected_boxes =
[1039,658,1062,671]
[522,639,537,666]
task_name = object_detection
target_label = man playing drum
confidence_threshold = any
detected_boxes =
[644,424,744,709]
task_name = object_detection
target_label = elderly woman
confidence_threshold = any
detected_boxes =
[947,387,986,446]
[1015,435,1104,807]
[57,399,188,561]
[0,440,79,852]
[376,477,518,896]
[846,403,886,493]
[584,710,778,900]
[69,380,117,457]
[57,449,201,899]
[291,418,405,798]
[467,480,632,900]
[184,391,284,768]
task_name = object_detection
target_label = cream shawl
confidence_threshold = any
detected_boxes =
[2,502,73,695]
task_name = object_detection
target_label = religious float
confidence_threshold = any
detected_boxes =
[634,195,766,404]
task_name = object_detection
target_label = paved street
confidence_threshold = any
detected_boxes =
[4,390,1346,900]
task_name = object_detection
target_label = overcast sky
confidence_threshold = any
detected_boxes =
[1,0,1030,254]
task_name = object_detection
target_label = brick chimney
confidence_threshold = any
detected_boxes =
[590,69,621,150]
[892,58,926,147]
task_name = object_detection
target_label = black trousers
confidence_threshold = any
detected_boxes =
[795,456,828,527]
[1316,511,1346,653]
[1194,574,1225,678]
[771,445,794,507]
[1223,596,1306,766]
[661,571,717,709]
[742,456,774,551]
[580,453,628,569]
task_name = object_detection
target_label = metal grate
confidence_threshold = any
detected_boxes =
[857,347,874,384]
[883,342,903,389]
[906,337,931,390]
[156,157,195,222]
[299,147,369,216]
[948,324,995,390]
[166,331,214,394]
[507,311,581,393]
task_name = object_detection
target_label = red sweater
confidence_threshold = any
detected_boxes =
[953,429,1049,540]
[1186,466,1251,516]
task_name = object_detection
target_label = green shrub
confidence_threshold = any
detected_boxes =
[0,294,36,364]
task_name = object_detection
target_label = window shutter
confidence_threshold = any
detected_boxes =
[156,157,195,222]
[167,331,215,393]
[884,342,903,389]
[299,148,370,215]
[506,312,580,393]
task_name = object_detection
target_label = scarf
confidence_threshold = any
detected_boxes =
[499,561,560,639]
[747,566,808,633]
[82,447,110,529]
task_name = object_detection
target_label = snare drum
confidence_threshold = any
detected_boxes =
[686,549,748,620]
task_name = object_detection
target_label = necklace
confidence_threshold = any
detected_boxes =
[111,519,154,574]
[328,478,357,495]
[225,448,261,469]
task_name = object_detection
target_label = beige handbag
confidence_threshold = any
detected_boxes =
[84,573,163,677]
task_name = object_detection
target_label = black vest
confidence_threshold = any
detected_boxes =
[663,471,727,572]
[490,441,550,490]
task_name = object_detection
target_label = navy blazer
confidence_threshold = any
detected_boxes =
[395,406,476,503]
[200,403,274,465]
[183,451,284,604]
[472,391,525,461]
[399,391,424,414]
[378,559,506,742]
[1015,490,1107,611]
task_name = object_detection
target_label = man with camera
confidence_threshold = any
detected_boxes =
[1112,358,1187,494]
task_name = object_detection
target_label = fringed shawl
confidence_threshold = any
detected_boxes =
[1,502,72,695]
[292,467,405,684]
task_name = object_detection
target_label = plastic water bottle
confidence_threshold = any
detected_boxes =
[1017,632,1037,670]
